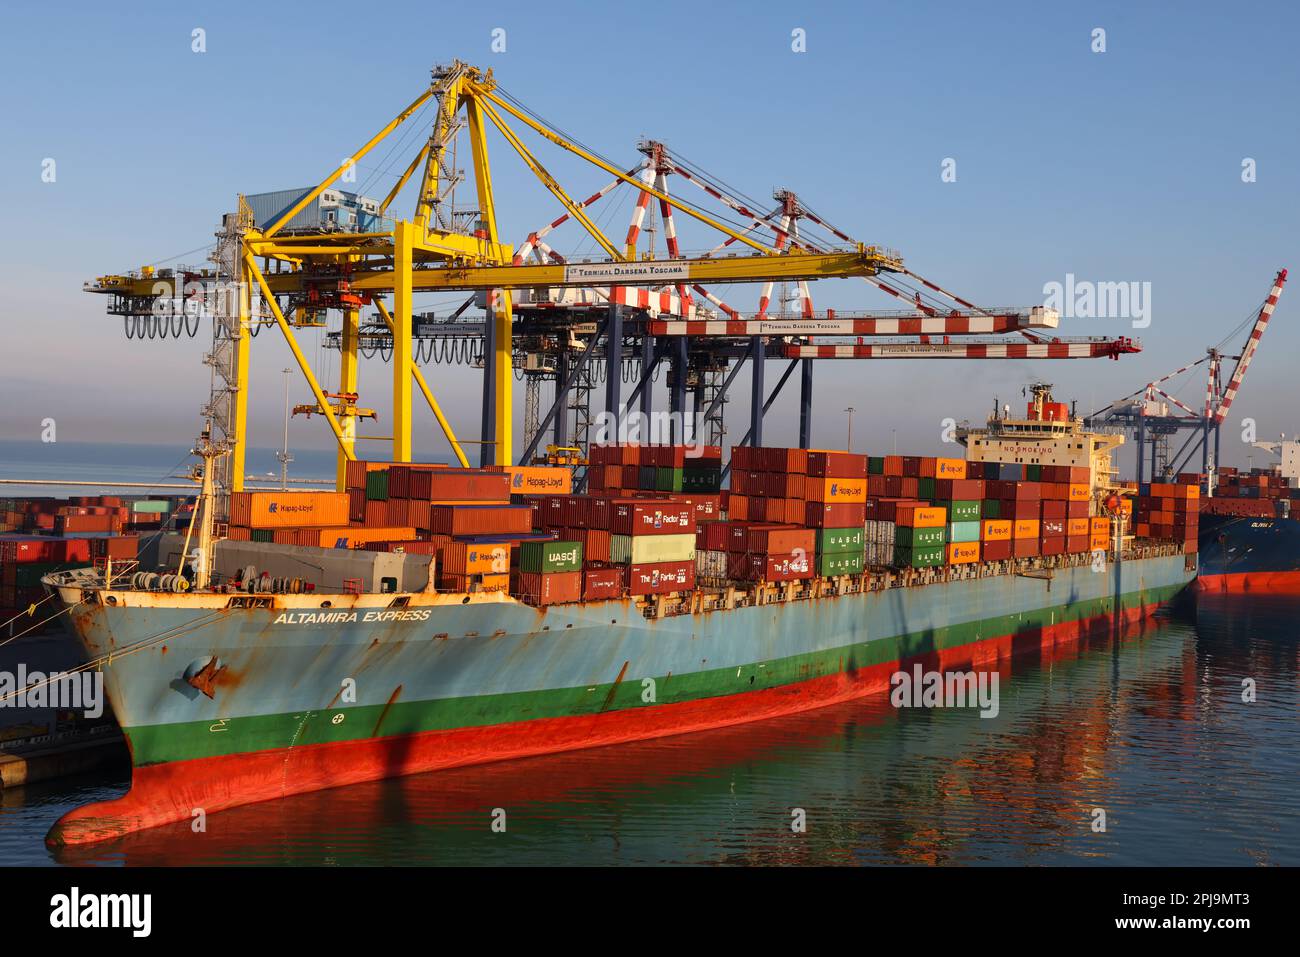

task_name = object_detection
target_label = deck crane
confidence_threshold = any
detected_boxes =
[85,61,1142,496]
[1086,268,1287,489]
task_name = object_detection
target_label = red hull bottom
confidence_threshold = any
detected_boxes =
[1195,571,1300,594]
[48,600,1164,846]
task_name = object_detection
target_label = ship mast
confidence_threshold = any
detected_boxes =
[186,429,229,591]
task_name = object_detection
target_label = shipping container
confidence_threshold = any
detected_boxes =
[516,570,582,605]
[627,560,695,595]
[817,549,865,576]
[610,532,695,565]
[229,491,350,529]
[519,540,584,574]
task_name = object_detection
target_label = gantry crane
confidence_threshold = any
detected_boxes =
[85,61,1141,497]
[1087,268,1287,489]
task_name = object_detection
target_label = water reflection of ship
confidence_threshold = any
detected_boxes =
[52,610,1191,866]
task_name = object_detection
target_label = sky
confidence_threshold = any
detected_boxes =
[1,0,1296,476]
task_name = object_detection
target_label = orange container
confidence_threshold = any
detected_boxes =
[1067,483,1090,502]
[1013,519,1040,539]
[932,457,967,479]
[981,519,1012,541]
[440,540,512,575]
[804,476,867,504]
[1090,517,1110,534]
[947,541,979,564]
[503,466,573,495]
[1067,517,1090,536]
[898,505,947,528]
[229,491,350,529]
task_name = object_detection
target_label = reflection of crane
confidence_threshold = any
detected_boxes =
[1087,269,1288,489]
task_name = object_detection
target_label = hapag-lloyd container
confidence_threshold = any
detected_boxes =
[805,477,867,504]
[441,540,512,575]
[502,466,573,495]
[229,491,351,529]
[610,532,695,565]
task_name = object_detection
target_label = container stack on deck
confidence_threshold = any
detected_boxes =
[1135,480,1200,553]
[1198,466,1299,517]
[0,494,180,625]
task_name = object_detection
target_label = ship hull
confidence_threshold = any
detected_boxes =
[47,553,1193,846]
[1196,513,1300,593]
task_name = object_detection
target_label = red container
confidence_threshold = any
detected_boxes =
[933,478,986,500]
[1065,534,1090,553]
[516,570,582,605]
[428,505,533,537]
[1067,501,1090,518]
[675,494,721,522]
[1040,500,1067,520]
[1040,519,1066,536]
[805,451,867,479]
[583,565,625,600]
[627,560,695,595]
[804,501,866,528]
[998,498,1041,520]
[1012,538,1040,558]
[611,500,696,536]
[728,494,750,521]
[981,538,1013,561]
[699,520,733,552]
[411,469,511,503]
[1039,536,1065,556]
[743,552,814,582]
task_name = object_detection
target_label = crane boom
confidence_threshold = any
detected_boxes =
[1215,268,1288,423]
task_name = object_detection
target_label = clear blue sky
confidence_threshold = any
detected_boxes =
[1,0,1296,473]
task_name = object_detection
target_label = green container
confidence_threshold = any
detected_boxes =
[366,470,389,501]
[682,468,721,493]
[948,520,982,543]
[918,477,935,500]
[519,540,583,573]
[818,548,865,576]
[893,544,947,568]
[654,467,684,492]
[868,456,885,475]
[817,526,865,553]
[982,498,1001,519]
[251,528,275,543]
[940,499,981,522]
[894,525,948,547]
[131,500,170,514]
[1026,464,1041,481]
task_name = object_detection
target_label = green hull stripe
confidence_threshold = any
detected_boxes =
[126,581,1185,766]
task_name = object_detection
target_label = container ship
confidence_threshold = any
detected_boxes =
[43,387,1196,846]
[1194,439,1300,593]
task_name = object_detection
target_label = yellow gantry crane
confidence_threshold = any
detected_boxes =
[87,61,902,490]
